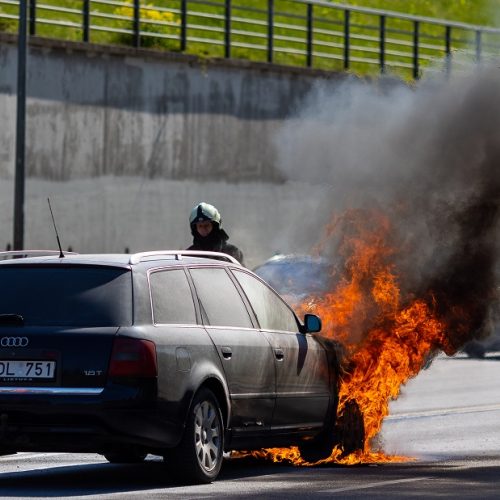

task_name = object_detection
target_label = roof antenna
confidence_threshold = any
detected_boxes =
[47,198,64,258]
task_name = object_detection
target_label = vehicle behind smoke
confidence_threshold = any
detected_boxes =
[253,254,334,307]
[462,289,500,358]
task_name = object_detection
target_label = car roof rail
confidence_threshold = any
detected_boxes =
[129,250,240,265]
[0,250,79,260]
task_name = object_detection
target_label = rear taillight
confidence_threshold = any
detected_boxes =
[108,338,158,378]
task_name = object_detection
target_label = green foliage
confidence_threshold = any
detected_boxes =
[0,19,15,33]
[0,0,498,78]
[109,1,180,50]
[0,7,17,33]
[344,0,495,26]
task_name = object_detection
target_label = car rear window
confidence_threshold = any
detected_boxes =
[0,266,132,326]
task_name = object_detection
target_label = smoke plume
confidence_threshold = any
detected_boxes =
[276,66,500,352]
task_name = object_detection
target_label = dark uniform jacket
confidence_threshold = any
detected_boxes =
[187,228,245,266]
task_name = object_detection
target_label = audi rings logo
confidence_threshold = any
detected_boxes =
[0,337,29,348]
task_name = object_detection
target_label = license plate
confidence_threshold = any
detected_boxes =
[0,360,56,380]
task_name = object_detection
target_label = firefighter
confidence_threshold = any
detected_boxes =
[187,202,245,266]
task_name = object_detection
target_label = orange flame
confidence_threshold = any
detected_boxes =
[236,208,455,466]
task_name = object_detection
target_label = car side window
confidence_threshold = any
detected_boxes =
[232,270,299,332]
[189,267,253,328]
[150,269,197,325]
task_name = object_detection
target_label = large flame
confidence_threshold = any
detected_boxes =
[306,210,448,454]
[235,207,485,465]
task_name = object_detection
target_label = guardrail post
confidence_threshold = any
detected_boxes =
[413,20,419,79]
[83,0,90,42]
[306,3,313,68]
[28,0,36,35]
[445,25,451,76]
[379,14,385,73]
[180,0,187,51]
[133,0,140,47]
[267,0,274,63]
[475,30,482,63]
[224,0,231,58]
[343,9,350,70]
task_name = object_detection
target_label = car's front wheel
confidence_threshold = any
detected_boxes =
[298,429,336,463]
[334,399,365,457]
[165,387,224,484]
[298,399,365,463]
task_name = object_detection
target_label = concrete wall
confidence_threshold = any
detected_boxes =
[0,34,342,267]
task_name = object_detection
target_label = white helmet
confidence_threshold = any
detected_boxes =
[189,202,221,226]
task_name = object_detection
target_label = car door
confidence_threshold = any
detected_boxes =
[188,266,276,435]
[146,267,227,428]
[232,269,331,432]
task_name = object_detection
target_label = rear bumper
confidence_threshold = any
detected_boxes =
[0,386,185,454]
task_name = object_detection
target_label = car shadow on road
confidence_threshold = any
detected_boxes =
[0,461,171,496]
[0,456,319,496]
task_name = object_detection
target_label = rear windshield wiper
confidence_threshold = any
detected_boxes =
[0,314,25,326]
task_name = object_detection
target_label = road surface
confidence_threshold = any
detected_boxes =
[1,354,500,498]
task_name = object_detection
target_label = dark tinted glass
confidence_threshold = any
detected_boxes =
[150,269,196,324]
[233,270,298,332]
[0,266,132,326]
[190,268,252,328]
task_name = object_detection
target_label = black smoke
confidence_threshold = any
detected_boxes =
[275,66,500,352]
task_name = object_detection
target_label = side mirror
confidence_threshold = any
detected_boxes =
[302,314,322,333]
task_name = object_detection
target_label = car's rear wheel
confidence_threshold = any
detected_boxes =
[103,451,147,464]
[165,387,224,484]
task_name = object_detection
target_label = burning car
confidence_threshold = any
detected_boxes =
[0,249,364,483]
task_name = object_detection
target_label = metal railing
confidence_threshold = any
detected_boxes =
[1,0,500,78]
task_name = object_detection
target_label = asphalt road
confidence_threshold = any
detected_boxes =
[1,354,500,499]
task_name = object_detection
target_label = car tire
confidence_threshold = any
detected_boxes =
[298,399,365,463]
[334,399,365,457]
[165,387,224,484]
[298,429,336,463]
[103,451,147,464]
[463,341,486,359]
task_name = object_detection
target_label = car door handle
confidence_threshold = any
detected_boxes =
[221,347,232,359]
[274,348,284,361]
